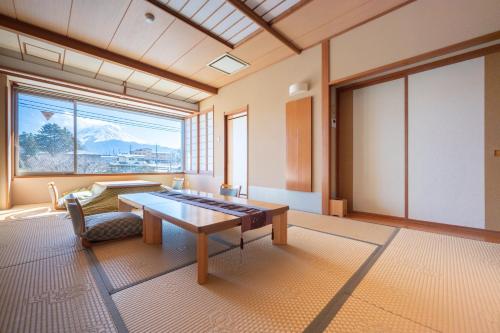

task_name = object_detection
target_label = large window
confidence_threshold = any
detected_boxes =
[184,108,214,174]
[15,91,183,175]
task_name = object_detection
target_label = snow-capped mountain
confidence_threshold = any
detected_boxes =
[78,124,179,155]
[78,124,144,144]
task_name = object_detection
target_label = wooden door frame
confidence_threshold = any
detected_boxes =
[334,44,499,224]
[224,105,249,197]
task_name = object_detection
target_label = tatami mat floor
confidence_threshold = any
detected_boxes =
[0,204,499,332]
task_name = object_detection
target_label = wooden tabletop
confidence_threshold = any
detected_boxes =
[118,192,168,209]
[177,189,289,213]
[119,190,289,234]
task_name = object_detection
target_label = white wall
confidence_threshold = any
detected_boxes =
[197,45,323,213]
[352,79,405,216]
[330,0,500,81]
[408,58,485,228]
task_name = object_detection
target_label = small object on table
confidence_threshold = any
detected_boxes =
[171,178,185,190]
[219,184,241,197]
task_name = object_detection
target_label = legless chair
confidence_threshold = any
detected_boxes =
[65,195,143,248]
[48,182,65,211]
[219,184,241,197]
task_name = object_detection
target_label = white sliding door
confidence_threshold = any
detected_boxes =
[227,113,248,196]
[408,58,485,228]
[353,79,405,217]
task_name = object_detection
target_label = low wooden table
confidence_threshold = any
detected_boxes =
[118,190,289,284]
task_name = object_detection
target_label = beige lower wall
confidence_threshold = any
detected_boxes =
[485,52,500,231]
[194,46,323,212]
[11,174,183,206]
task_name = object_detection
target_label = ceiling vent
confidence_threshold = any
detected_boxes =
[207,53,249,75]
[24,43,61,63]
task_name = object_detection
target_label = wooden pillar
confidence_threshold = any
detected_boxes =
[321,40,331,214]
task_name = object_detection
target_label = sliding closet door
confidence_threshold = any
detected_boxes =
[408,58,485,228]
[352,79,405,217]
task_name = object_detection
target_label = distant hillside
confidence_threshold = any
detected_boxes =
[81,139,180,155]
[78,125,180,155]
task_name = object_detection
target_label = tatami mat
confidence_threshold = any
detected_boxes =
[0,251,117,333]
[0,214,81,268]
[325,296,438,332]
[327,228,500,332]
[91,223,230,292]
[288,210,395,245]
[210,224,272,246]
[112,226,377,332]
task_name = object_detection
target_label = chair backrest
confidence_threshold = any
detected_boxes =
[220,184,241,197]
[48,182,59,211]
[65,194,86,236]
[172,177,184,190]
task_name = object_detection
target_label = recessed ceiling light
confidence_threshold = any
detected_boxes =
[207,53,249,75]
[145,12,155,23]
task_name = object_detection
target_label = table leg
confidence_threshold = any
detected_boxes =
[197,232,208,284]
[272,211,288,245]
[143,210,162,244]
[118,199,134,212]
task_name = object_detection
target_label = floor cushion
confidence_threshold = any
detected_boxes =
[83,212,143,242]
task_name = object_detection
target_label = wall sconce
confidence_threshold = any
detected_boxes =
[288,82,308,96]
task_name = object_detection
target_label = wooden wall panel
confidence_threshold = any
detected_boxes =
[485,51,500,232]
[337,90,353,211]
[286,96,312,192]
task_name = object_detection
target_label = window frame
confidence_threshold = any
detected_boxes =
[13,89,185,177]
[183,107,214,176]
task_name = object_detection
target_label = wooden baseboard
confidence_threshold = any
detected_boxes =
[348,211,500,244]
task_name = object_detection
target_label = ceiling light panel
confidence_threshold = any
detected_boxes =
[191,0,224,24]
[160,0,288,46]
[180,0,207,18]
[229,23,260,44]
[212,10,245,35]
[202,2,235,30]
[166,0,189,11]
[244,0,300,22]
[262,0,300,21]
[208,53,249,75]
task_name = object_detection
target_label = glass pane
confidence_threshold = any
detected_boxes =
[76,102,183,174]
[16,92,74,174]
[207,111,213,171]
[184,119,191,171]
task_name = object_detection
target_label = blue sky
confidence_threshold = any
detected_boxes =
[17,93,182,149]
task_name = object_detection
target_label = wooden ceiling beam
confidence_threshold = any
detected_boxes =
[0,14,218,94]
[146,0,234,49]
[226,0,301,54]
